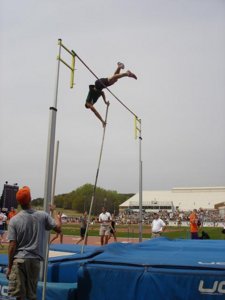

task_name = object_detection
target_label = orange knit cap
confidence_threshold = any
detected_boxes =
[16,186,31,205]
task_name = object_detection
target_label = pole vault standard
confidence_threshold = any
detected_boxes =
[43,39,75,214]
[42,39,75,300]
[43,37,142,258]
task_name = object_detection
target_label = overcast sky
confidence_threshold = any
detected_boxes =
[1,0,225,199]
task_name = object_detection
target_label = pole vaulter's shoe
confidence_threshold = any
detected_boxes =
[117,62,125,69]
[127,70,137,80]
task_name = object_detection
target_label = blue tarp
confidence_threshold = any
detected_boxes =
[77,238,225,300]
[86,238,225,269]
[0,256,8,275]
[0,273,77,300]
[49,244,100,254]
[47,244,103,283]
[1,239,225,299]
[0,245,103,283]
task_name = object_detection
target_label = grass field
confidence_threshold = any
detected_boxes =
[62,223,225,240]
[0,224,224,255]
[34,208,225,240]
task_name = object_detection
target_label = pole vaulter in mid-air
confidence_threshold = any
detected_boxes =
[84,62,137,127]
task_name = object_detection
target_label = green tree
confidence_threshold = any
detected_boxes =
[32,183,133,215]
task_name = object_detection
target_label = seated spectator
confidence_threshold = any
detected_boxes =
[200,231,210,239]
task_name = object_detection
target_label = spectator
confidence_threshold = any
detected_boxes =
[76,211,88,245]
[50,211,64,244]
[7,186,61,300]
[99,207,111,245]
[222,225,225,234]
[151,212,166,238]
[200,230,210,239]
[189,209,199,239]
[0,208,7,247]
[8,207,17,220]
[108,213,117,242]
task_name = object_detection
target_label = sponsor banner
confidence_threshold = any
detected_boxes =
[78,263,225,299]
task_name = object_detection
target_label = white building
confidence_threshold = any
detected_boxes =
[218,206,225,218]
[119,187,225,212]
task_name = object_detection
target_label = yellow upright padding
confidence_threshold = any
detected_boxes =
[135,117,141,139]
[70,52,75,88]
[134,117,138,139]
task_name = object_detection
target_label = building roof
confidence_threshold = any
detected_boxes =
[119,187,225,211]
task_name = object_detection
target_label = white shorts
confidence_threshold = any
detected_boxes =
[99,225,110,236]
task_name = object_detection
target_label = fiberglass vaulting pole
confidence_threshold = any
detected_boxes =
[81,105,109,254]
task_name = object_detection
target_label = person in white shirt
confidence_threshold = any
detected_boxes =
[99,207,111,245]
[0,209,7,247]
[151,212,166,238]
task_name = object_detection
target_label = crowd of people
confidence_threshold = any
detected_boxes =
[1,204,224,247]
[117,208,224,227]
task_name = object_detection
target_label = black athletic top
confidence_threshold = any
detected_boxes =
[85,85,102,104]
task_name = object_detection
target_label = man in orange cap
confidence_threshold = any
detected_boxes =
[7,186,61,300]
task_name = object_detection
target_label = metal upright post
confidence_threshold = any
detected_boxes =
[138,119,143,242]
[41,40,62,300]
[43,39,61,213]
